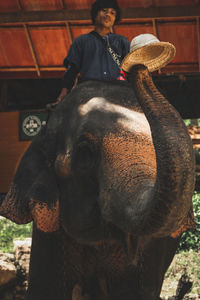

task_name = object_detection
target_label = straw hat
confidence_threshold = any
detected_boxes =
[121,33,176,72]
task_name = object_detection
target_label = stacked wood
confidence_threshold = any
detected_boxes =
[187,125,200,150]
[0,239,31,300]
[187,125,200,191]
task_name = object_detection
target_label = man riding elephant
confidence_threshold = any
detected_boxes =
[0,1,196,299]
[50,0,130,108]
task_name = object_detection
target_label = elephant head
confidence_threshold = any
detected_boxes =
[0,65,195,244]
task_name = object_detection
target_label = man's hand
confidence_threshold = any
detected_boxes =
[46,88,67,111]
[57,87,68,102]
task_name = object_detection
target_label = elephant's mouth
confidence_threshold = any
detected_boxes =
[60,217,103,244]
[60,215,125,246]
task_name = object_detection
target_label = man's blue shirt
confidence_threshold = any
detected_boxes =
[64,31,130,82]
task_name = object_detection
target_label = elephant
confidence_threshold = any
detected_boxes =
[0,65,196,300]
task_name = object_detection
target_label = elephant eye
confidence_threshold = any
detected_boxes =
[72,139,97,173]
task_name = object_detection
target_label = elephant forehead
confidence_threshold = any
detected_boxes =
[78,97,151,135]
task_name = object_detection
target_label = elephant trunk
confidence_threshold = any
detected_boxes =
[127,64,195,236]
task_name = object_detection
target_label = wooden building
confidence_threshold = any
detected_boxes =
[0,0,200,193]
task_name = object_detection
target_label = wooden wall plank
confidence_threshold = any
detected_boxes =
[115,23,154,41]
[0,0,19,12]
[155,0,196,6]
[118,0,153,8]
[63,0,93,10]
[0,28,34,67]
[0,112,30,193]
[157,22,198,64]
[20,0,62,11]
[70,25,93,39]
[29,26,70,66]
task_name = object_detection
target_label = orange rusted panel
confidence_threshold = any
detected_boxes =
[20,0,63,11]
[0,28,34,67]
[0,112,30,193]
[157,22,198,64]
[0,0,19,12]
[64,0,93,10]
[71,25,94,39]
[29,26,70,66]
[115,24,154,41]
[155,0,196,6]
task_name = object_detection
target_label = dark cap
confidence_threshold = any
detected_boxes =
[91,0,121,24]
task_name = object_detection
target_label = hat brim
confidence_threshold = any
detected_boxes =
[121,42,176,72]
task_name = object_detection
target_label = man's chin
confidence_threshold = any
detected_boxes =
[103,22,114,29]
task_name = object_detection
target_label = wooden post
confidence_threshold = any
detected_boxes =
[197,17,200,72]
[0,81,8,112]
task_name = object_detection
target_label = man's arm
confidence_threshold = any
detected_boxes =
[56,63,79,103]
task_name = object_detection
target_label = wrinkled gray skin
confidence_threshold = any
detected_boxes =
[0,65,195,300]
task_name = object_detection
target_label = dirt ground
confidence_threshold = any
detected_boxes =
[161,250,200,299]
[1,247,199,300]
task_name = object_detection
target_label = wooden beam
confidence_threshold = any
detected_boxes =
[122,5,200,19]
[197,17,200,72]
[0,9,90,24]
[152,19,158,37]
[160,63,199,74]
[0,63,199,74]
[60,0,66,9]
[0,67,65,72]
[152,19,162,74]
[65,21,73,44]
[17,0,23,10]
[0,25,67,30]
[23,24,40,76]
[1,6,200,24]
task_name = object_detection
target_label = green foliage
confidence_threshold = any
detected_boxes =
[184,119,191,126]
[0,217,32,253]
[184,118,200,126]
[178,192,200,252]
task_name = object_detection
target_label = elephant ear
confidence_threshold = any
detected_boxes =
[170,206,196,238]
[0,133,59,232]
